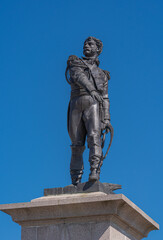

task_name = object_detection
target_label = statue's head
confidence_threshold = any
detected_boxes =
[83,37,103,58]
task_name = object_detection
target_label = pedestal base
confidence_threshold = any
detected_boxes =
[44,181,122,196]
[0,192,159,240]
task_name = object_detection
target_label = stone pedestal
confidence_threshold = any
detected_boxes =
[0,192,159,240]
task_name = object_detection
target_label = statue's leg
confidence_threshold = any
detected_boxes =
[70,146,85,185]
[97,155,103,176]
[68,97,86,185]
[83,97,102,181]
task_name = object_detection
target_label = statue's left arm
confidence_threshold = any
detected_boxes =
[101,70,111,129]
[103,92,110,122]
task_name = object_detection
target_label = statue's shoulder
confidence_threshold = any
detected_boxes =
[67,55,85,68]
[102,70,111,80]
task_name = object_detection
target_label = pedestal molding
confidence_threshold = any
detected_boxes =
[0,193,159,240]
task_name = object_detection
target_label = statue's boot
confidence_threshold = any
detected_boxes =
[96,155,103,179]
[89,156,100,182]
[70,169,83,185]
[87,131,102,182]
[89,169,99,181]
[70,145,85,185]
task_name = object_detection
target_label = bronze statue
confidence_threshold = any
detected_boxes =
[66,37,113,185]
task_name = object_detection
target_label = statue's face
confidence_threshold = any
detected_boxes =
[83,39,98,57]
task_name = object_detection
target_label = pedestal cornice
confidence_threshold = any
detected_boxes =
[0,193,159,239]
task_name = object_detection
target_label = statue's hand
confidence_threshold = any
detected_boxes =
[101,120,110,133]
[90,90,103,103]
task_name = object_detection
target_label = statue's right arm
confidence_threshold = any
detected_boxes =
[68,56,96,93]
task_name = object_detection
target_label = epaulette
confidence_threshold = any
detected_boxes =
[67,55,85,68]
[67,55,80,65]
[103,70,111,80]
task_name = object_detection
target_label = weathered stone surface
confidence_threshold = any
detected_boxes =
[21,219,140,240]
[91,221,110,240]
[44,181,121,196]
[37,225,60,240]
[0,193,159,240]
[21,227,37,240]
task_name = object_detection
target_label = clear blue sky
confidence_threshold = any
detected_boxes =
[0,0,162,239]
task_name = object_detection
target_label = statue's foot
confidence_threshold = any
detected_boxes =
[89,169,99,182]
[71,178,81,186]
[71,169,83,186]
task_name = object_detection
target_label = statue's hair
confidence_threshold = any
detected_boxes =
[84,37,103,55]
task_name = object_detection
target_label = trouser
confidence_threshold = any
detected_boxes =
[68,95,102,183]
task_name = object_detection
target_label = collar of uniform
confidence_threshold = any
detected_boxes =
[82,56,100,66]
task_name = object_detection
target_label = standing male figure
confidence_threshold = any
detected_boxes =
[66,37,111,185]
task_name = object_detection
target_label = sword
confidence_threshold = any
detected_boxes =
[97,123,114,174]
[101,123,114,160]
